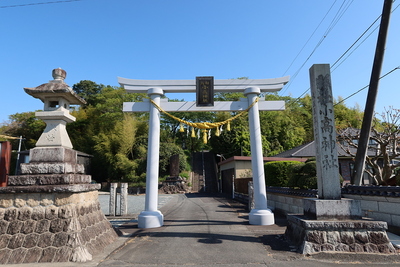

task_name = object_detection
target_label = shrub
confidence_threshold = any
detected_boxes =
[264,161,304,187]
[289,160,343,189]
[296,175,318,189]
[287,163,305,188]
[293,161,317,189]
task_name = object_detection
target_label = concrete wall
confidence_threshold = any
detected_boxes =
[342,194,400,229]
[267,193,304,215]
[267,192,400,230]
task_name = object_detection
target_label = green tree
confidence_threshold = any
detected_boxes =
[92,114,139,182]
[0,112,45,149]
[67,84,148,183]
[72,80,104,106]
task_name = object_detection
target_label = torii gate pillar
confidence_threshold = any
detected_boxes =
[245,87,274,225]
[138,87,164,228]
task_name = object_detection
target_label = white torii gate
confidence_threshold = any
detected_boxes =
[119,76,290,228]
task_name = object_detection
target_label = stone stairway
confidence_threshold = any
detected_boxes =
[191,151,218,193]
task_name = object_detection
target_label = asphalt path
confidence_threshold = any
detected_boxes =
[98,193,400,267]
[8,193,400,267]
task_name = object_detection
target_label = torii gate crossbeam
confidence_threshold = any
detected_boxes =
[120,77,289,228]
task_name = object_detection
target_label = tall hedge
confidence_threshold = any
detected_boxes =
[264,161,303,187]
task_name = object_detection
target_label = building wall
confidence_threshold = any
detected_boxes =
[219,158,252,179]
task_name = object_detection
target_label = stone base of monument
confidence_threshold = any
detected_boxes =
[285,198,396,254]
[0,147,118,264]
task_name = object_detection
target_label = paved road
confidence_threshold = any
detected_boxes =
[98,193,400,267]
[9,193,400,267]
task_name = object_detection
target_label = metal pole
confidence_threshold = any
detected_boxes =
[352,0,393,185]
[14,136,22,175]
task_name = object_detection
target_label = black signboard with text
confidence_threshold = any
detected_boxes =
[196,76,214,106]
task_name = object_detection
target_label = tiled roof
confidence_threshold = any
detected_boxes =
[272,140,376,158]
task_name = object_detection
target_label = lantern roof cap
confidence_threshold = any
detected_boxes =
[24,68,86,105]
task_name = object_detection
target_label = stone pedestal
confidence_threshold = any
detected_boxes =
[286,215,396,254]
[0,147,118,264]
[303,198,362,220]
[285,198,396,254]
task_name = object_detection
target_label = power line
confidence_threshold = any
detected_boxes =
[331,1,400,71]
[283,1,400,109]
[0,0,81,9]
[334,66,400,106]
[282,66,399,112]
[281,0,338,77]
[331,15,381,69]
[280,0,354,96]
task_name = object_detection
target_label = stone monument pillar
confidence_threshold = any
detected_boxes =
[0,69,118,264]
[285,64,395,254]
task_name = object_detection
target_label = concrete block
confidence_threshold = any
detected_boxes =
[293,198,304,207]
[368,211,392,225]
[29,147,77,163]
[276,195,286,203]
[361,195,388,202]
[391,215,400,227]
[20,163,84,175]
[268,200,276,209]
[279,203,289,213]
[342,194,362,200]
[378,202,400,215]
[386,197,400,203]
[286,196,295,205]
[289,204,300,214]
[360,200,378,212]
[267,194,277,201]
[303,198,362,220]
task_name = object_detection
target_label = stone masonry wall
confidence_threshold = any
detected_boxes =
[286,215,396,254]
[0,190,117,264]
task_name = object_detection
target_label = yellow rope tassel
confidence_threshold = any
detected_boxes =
[149,97,258,134]
[227,121,231,131]
[215,126,220,137]
[202,130,207,144]
[191,127,196,138]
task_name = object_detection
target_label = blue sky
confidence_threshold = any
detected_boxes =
[0,0,399,124]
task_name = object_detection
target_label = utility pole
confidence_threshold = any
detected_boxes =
[352,0,393,185]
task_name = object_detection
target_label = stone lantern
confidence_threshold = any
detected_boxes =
[24,68,86,148]
[0,69,118,264]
